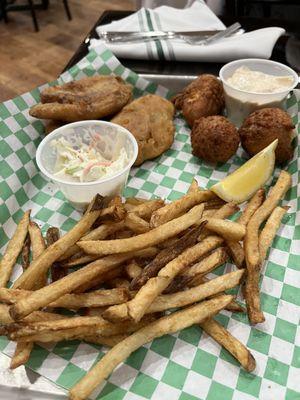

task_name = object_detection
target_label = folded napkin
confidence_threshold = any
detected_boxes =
[89,1,285,63]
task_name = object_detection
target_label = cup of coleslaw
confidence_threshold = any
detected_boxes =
[36,120,138,209]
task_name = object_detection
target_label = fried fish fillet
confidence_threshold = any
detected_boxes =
[44,120,64,135]
[29,76,132,122]
[173,74,224,127]
[111,94,175,166]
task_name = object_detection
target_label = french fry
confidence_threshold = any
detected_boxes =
[13,195,105,290]
[225,190,265,268]
[105,223,225,323]
[28,221,47,288]
[10,342,34,369]
[125,197,150,206]
[78,204,205,255]
[124,213,150,234]
[259,206,287,261]
[69,295,233,400]
[203,198,226,210]
[21,234,30,271]
[127,199,164,219]
[125,261,142,280]
[97,201,126,223]
[198,202,239,241]
[200,318,256,371]
[45,227,67,282]
[84,307,108,317]
[204,219,245,241]
[166,247,229,292]
[210,202,239,220]
[0,287,129,309]
[11,316,111,336]
[11,220,47,369]
[107,278,130,289]
[0,303,63,325]
[187,179,199,193]
[189,275,245,312]
[202,209,217,218]
[9,315,158,342]
[113,229,133,239]
[62,254,101,268]
[104,270,244,321]
[244,171,291,324]
[150,190,215,227]
[74,248,158,293]
[29,221,46,260]
[58,221,125,262]
[226,241,245,269]
[130,224,216,290]
[74,266,124,293]
[10,248,155,320]
[0,210,30,287]
[238,188,265,226]
[84,334,128,347]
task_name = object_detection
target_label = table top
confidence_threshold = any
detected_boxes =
[63,10,300,76]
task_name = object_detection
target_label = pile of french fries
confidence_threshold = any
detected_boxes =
[0,170,291,400]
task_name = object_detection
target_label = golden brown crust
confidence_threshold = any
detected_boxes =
[191,116,239,163]
[239,107,295,164]
[173,74,224,127]
[112,94,175,166]
[29,76,132,122]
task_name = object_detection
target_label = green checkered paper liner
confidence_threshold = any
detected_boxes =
[0,44,299,400]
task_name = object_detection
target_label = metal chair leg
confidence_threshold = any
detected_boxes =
[41,0,49,10]
[27,0,39,32]
[63,0,72,21]
[1,0,8,23]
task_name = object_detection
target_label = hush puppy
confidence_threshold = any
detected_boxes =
[173,74,225,127]
[239,108,295,163]
[191,116,239,163]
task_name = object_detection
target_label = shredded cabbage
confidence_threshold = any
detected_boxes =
[51,137,129,183]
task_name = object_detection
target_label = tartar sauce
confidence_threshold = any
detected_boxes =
[227,66,293,93]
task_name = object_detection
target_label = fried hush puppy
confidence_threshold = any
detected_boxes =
[191,116,239,163]
[239,108,295,163]
[112,94,175,166]
[30,76,132,122]
[173,74,225,127]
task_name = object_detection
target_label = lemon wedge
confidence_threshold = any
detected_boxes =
[211,139,278,203]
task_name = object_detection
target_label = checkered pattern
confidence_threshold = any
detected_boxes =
[0,43,299,399]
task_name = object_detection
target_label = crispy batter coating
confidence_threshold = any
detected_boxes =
[173,74,224,127]
[239,108,295,164]
[112,94,175,166]
[44,120,64,135]
[29,76,132,122]
[191,116,239,163]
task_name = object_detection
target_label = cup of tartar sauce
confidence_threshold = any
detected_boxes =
[36,120,138,209]
[219,59,298,127]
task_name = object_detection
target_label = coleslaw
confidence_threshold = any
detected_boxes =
[51,136,129,183]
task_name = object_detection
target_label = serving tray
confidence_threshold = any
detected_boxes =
[0,44,299,400]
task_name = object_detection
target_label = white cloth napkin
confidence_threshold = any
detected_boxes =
[89,1,285,63]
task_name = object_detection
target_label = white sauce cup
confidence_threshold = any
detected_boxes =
[219,59,298,127]
[36,120,138,210]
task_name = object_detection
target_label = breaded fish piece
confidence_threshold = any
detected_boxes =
[44,120,64,135]
[173,74,224,127]
[30,76,132,122]
[112,94,175,166]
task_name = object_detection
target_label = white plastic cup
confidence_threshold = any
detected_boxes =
[36,120,138,210]
[219,59,298,127]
